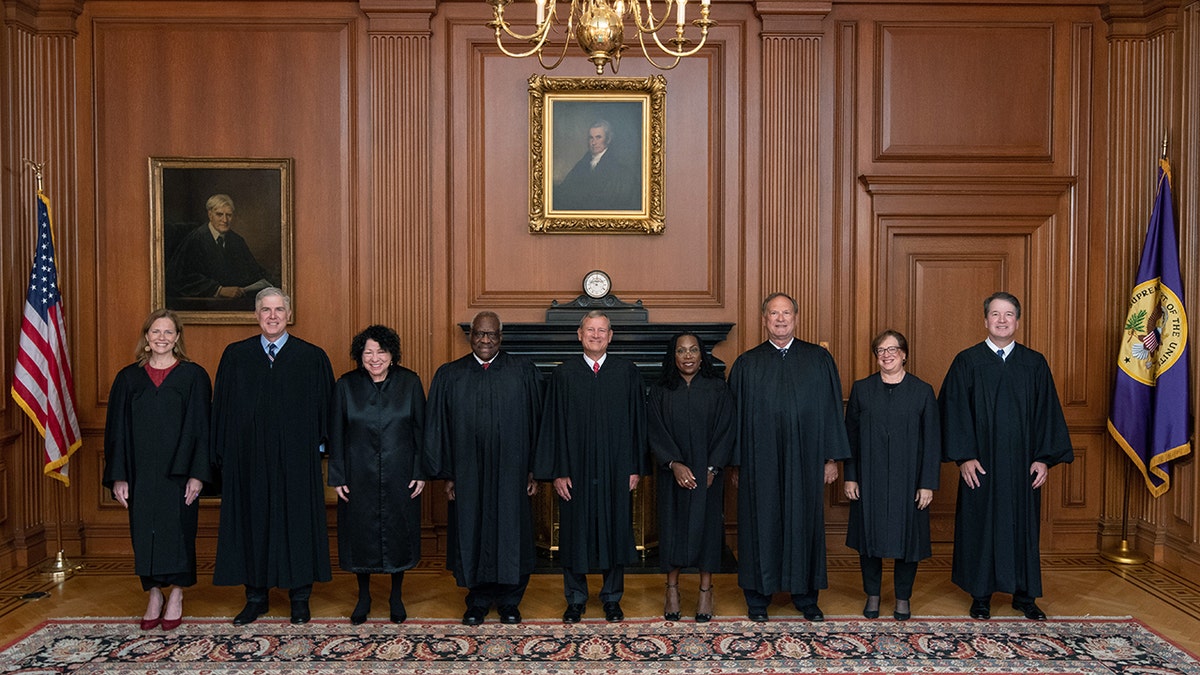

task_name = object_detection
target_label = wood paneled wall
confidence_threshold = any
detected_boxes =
[0,0,1197,577]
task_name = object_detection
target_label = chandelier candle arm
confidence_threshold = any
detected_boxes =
[488,0,716,75]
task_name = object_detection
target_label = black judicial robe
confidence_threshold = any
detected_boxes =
[425,352,543,588]
[648,375,735,572]
[729,340,852,595]
[328,366,429,574]
[166,225,271,299]
[103,361,212,585]
[844,372,941,562]
[938,342,1073,598]
[533,355,648,573]
[212,335,334,589]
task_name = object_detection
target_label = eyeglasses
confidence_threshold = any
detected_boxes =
[874,346,901,356]
[675,346,701,355]
[471,331,500,340]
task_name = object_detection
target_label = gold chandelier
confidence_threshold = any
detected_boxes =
[486,0,715,75]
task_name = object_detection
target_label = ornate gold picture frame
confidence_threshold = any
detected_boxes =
[149,157,294,324]
[529,75,666,234]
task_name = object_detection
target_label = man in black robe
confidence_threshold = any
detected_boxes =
[166,194,273,310]
[212,287,335,626]
[534,310,648,623]
[939,291,1073,621]
[426,311,543,626]
[729,292,851,623]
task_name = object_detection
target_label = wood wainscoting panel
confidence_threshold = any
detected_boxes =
[88,9,362,403]
[876,22,1054,161]
[435,3,753,334]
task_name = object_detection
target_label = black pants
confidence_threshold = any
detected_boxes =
[742,587,819,612]
[562,566,624,604]
[859,556,918,600]
[246,583,311,604]
[466,575,530,609]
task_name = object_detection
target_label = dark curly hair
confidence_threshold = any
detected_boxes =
[658,331,721,390]
[350,324,402,368]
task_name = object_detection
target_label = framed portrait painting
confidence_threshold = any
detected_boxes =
[149,157,294,324]
[529,75,666,234]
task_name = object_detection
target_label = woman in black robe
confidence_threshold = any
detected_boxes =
[647,332,734,622]
[843,329,940,621]
[327,325,429,624]
[103,309,210,631]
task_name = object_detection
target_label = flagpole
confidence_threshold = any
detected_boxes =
[21,159,82,578]
[1102,133,1171,567]
[1101,462,1148,565]
[39,486,81,578]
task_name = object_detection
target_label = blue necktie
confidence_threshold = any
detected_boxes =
[997,348,1005,361]
[779,348,788,359]
[268,342,277,366]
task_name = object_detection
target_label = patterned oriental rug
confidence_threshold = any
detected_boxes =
[2,617,1197,675]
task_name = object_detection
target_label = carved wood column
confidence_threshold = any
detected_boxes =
[1175,0,1200,550]
[1101,0,1193,558]
[755,2,831,343]
[1,0,84,568]
[361,0,435,380]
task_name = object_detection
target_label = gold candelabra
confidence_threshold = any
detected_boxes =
[486,0,715,74]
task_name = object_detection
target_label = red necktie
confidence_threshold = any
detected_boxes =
[593,361,600,374]
[481,362,489,370]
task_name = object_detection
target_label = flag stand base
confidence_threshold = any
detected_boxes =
[39,550,81,578]
[1101,539,1148,565]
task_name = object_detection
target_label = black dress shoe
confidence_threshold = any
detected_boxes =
[603,601,624,622]
[1013,600,1047,621]
[894,599,910,621]
[498,605,522,624]
[562,603,585,623]
[232,601,268,626]
[748,609,769,622]
[969,597,991,620]
[462,606,487,626]
[390,601,407,623]
[290,600,311,625]
[863,595,880,619]
[799,604,824,622]
[350,598,370,625]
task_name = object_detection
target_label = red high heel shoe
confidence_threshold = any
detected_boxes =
[140,610,162,631]
[160,615,183,631]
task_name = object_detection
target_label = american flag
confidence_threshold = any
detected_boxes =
[10,191,82,485]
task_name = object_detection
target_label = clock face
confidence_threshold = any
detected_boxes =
[583,270,611,299]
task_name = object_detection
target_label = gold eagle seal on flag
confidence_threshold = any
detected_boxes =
[1119,278,1187,386]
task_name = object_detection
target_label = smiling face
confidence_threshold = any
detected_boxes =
[985,298,1019,347]
[762,295,797,346]
[874,334,905,377]
[256,293,290,342]
[674,334,702,382]
[361,338,392,382]
[470,314,502,363]
[145,317,179,359]
[577,315,613,360]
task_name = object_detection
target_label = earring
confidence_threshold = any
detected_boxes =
[144,345,151,352]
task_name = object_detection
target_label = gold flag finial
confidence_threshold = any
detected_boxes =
[21,158,45,192]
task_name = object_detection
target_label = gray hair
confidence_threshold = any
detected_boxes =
[255,286,291,312]
[206,194,234,212]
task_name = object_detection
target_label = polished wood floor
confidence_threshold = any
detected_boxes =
[2,552,1199,654]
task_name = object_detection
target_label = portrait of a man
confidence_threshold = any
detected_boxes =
[549,101,644,213]
[151,158,292,320]
[166,193,274,310]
